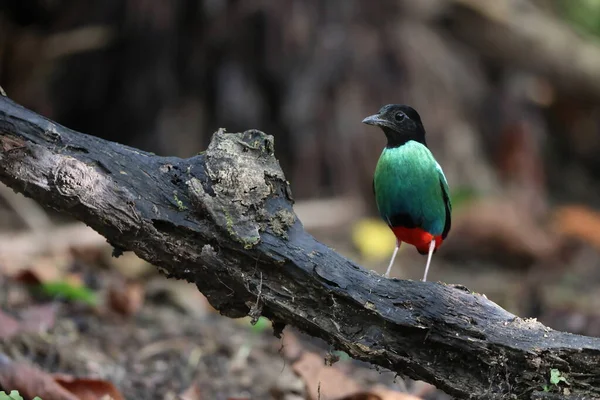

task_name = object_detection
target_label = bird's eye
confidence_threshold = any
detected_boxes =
[394,112,405,122]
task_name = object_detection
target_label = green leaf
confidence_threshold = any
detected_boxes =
[542,385,550,392]
[39,281,97,305]
[0,390,42,400]
[250,316,270,334]
[550,368,568,385]
[0,391,23,400]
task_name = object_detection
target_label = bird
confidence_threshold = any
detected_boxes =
[362,104,451,281]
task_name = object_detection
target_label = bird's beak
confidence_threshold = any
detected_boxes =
[362,114,385,126]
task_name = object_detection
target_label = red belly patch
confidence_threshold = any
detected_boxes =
[391,226,443,254]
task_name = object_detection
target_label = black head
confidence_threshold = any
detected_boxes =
[362,104,427,148]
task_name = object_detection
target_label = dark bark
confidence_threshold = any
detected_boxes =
[0,96,598,400]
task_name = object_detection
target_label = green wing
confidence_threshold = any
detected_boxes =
[436,162,452,239]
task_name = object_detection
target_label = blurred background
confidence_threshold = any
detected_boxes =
[1,0,600,399]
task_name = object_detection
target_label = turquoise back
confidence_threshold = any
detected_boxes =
[374,141,450,236]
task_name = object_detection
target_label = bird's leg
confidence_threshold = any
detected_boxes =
[384,240,400,278]
[423,239,436,282]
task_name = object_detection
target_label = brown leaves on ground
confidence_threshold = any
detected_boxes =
[0,356,79,400]
[336,387,424,400]
[0,304,56,340]
[0,356,124,400]
[179,381,203,400]
[292,352,362,400]
[107,279,144,316]
[0,310,20,340]
[446,197,560,267]
[449,199,600,267]
[3,245,148,317]
[287,333,423,400]
[7,255,71,285]
[53,375,124,400]
[551,205,600,250]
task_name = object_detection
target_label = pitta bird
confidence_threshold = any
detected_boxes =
[363,104,451,281]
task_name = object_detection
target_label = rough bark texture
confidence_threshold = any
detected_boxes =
[0,96,599,400]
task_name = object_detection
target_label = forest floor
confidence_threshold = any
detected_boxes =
[1,194,599,400]
[0,217,448,400]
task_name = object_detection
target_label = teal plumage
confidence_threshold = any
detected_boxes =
[374,142,450,238]
[362,104,452,281]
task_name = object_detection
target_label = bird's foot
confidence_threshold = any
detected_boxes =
[384,242,400,278]
[422,239,436,282]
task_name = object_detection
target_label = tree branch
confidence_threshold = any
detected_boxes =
[445,0,600,98]
[0,96,598,399]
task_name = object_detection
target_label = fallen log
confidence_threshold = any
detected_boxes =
[0,96,598,399]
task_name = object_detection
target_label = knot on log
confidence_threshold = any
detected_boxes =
[53,157,101,201]
[187,129,295,248]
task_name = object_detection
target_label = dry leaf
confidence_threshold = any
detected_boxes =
[292,352,362,400]
[18,303,57,332]
[179,381,202,400]
[0,355,124,400]
[107,280,144,316]
[0,310,21,339]
[552,205,600,250]
[54,375,125,400]
[280,331,304,361]
[0,304,56,340]
[0,357,79,400]
[12,269,46,285]
[10,255,71,284]
[333,394,380,400]
[336,386,423,400]
[447,198,559,265]
[408,381,437,398]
